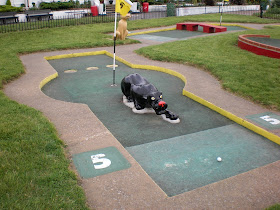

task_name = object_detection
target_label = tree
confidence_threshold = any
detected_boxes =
[6,0,11,6]
[204,0,215,5]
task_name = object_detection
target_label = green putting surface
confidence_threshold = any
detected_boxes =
[43,54,280,196]
[44,55,233,147]
[129,26,246,41]
[127,124,280,196]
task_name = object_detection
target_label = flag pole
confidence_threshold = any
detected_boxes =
[219,0,224,26]
[112,11,117,86]
[111,0,132,86]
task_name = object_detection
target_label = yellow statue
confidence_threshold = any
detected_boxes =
[115,13,131,40]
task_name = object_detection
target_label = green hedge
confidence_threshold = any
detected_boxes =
[38,1,87,10]
[0,5,23,12]
[271,0,280,8]
[266,7,280,14]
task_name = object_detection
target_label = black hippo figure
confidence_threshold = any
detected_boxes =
[121,73,180,123]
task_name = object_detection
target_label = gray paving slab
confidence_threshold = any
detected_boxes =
[3,23,280,209]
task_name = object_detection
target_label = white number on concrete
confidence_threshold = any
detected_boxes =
[91,154,111,169]
[260,115,280,125]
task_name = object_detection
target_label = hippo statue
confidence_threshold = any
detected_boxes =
[121,73,180,123]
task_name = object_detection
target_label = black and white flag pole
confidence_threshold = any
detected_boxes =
[112,11,118,86]
[111,0,132,86]
[220,0,224,26]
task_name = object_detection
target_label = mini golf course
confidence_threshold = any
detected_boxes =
[42,52,280,197]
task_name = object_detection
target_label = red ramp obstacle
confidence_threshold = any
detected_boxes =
[176,22,227,33]
[238,34,280,59]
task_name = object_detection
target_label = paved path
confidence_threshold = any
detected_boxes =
[4,23,280,209]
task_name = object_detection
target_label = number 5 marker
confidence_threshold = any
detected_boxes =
[260,115,280,125]
[91,154,112,169]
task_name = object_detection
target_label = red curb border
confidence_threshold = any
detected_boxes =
[238,34,280,59]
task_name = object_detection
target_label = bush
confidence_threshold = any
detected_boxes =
[230,0,245,5]
[204,0,215,6]
[39,1,76,10]
[80,1,91,8]
[5,0,11,6]
[266,7,280,13]
[271,0,280,8]
[0,5,23,12]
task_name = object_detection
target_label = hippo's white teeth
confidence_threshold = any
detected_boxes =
[132,108,155,114]
[161,114,180,124]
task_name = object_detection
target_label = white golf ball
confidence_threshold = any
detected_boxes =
[217,157,222,162]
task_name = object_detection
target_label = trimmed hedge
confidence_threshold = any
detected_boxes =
[39,1,84,10]
[266,7,280,14]
[0,5,23,12]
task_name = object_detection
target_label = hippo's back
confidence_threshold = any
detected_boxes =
[121,73,149,96]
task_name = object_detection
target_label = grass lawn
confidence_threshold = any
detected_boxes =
[136,26,280,110]
[267,204,280,210]
[0,14,279,208]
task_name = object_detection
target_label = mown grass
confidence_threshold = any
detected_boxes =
[136,26,280,110]
[0,93,89,209]
[0,14,279,208]
[267,204,280,210]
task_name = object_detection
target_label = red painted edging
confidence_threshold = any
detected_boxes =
[176,22,227,33]
[238,35,280,59]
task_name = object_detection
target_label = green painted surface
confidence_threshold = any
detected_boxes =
[128,34,178,42]
[127,124,280,196]
[43,54,233,147]
[73,147,131,178]
[248,37,280,48]
[246,112,280,129]
[148,29,204,39]
[129,26,246,42]
[43,54,280,196]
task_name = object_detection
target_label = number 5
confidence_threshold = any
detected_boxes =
[91,154,111,169]
[260,115,280,125]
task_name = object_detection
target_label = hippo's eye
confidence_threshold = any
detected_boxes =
[160,95,163,99]
[151,97,155,100]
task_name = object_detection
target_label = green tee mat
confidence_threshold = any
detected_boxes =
[43,54,280,196]
[73,147,131,179]
[129,26,246,41]
[246,112,280,130]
